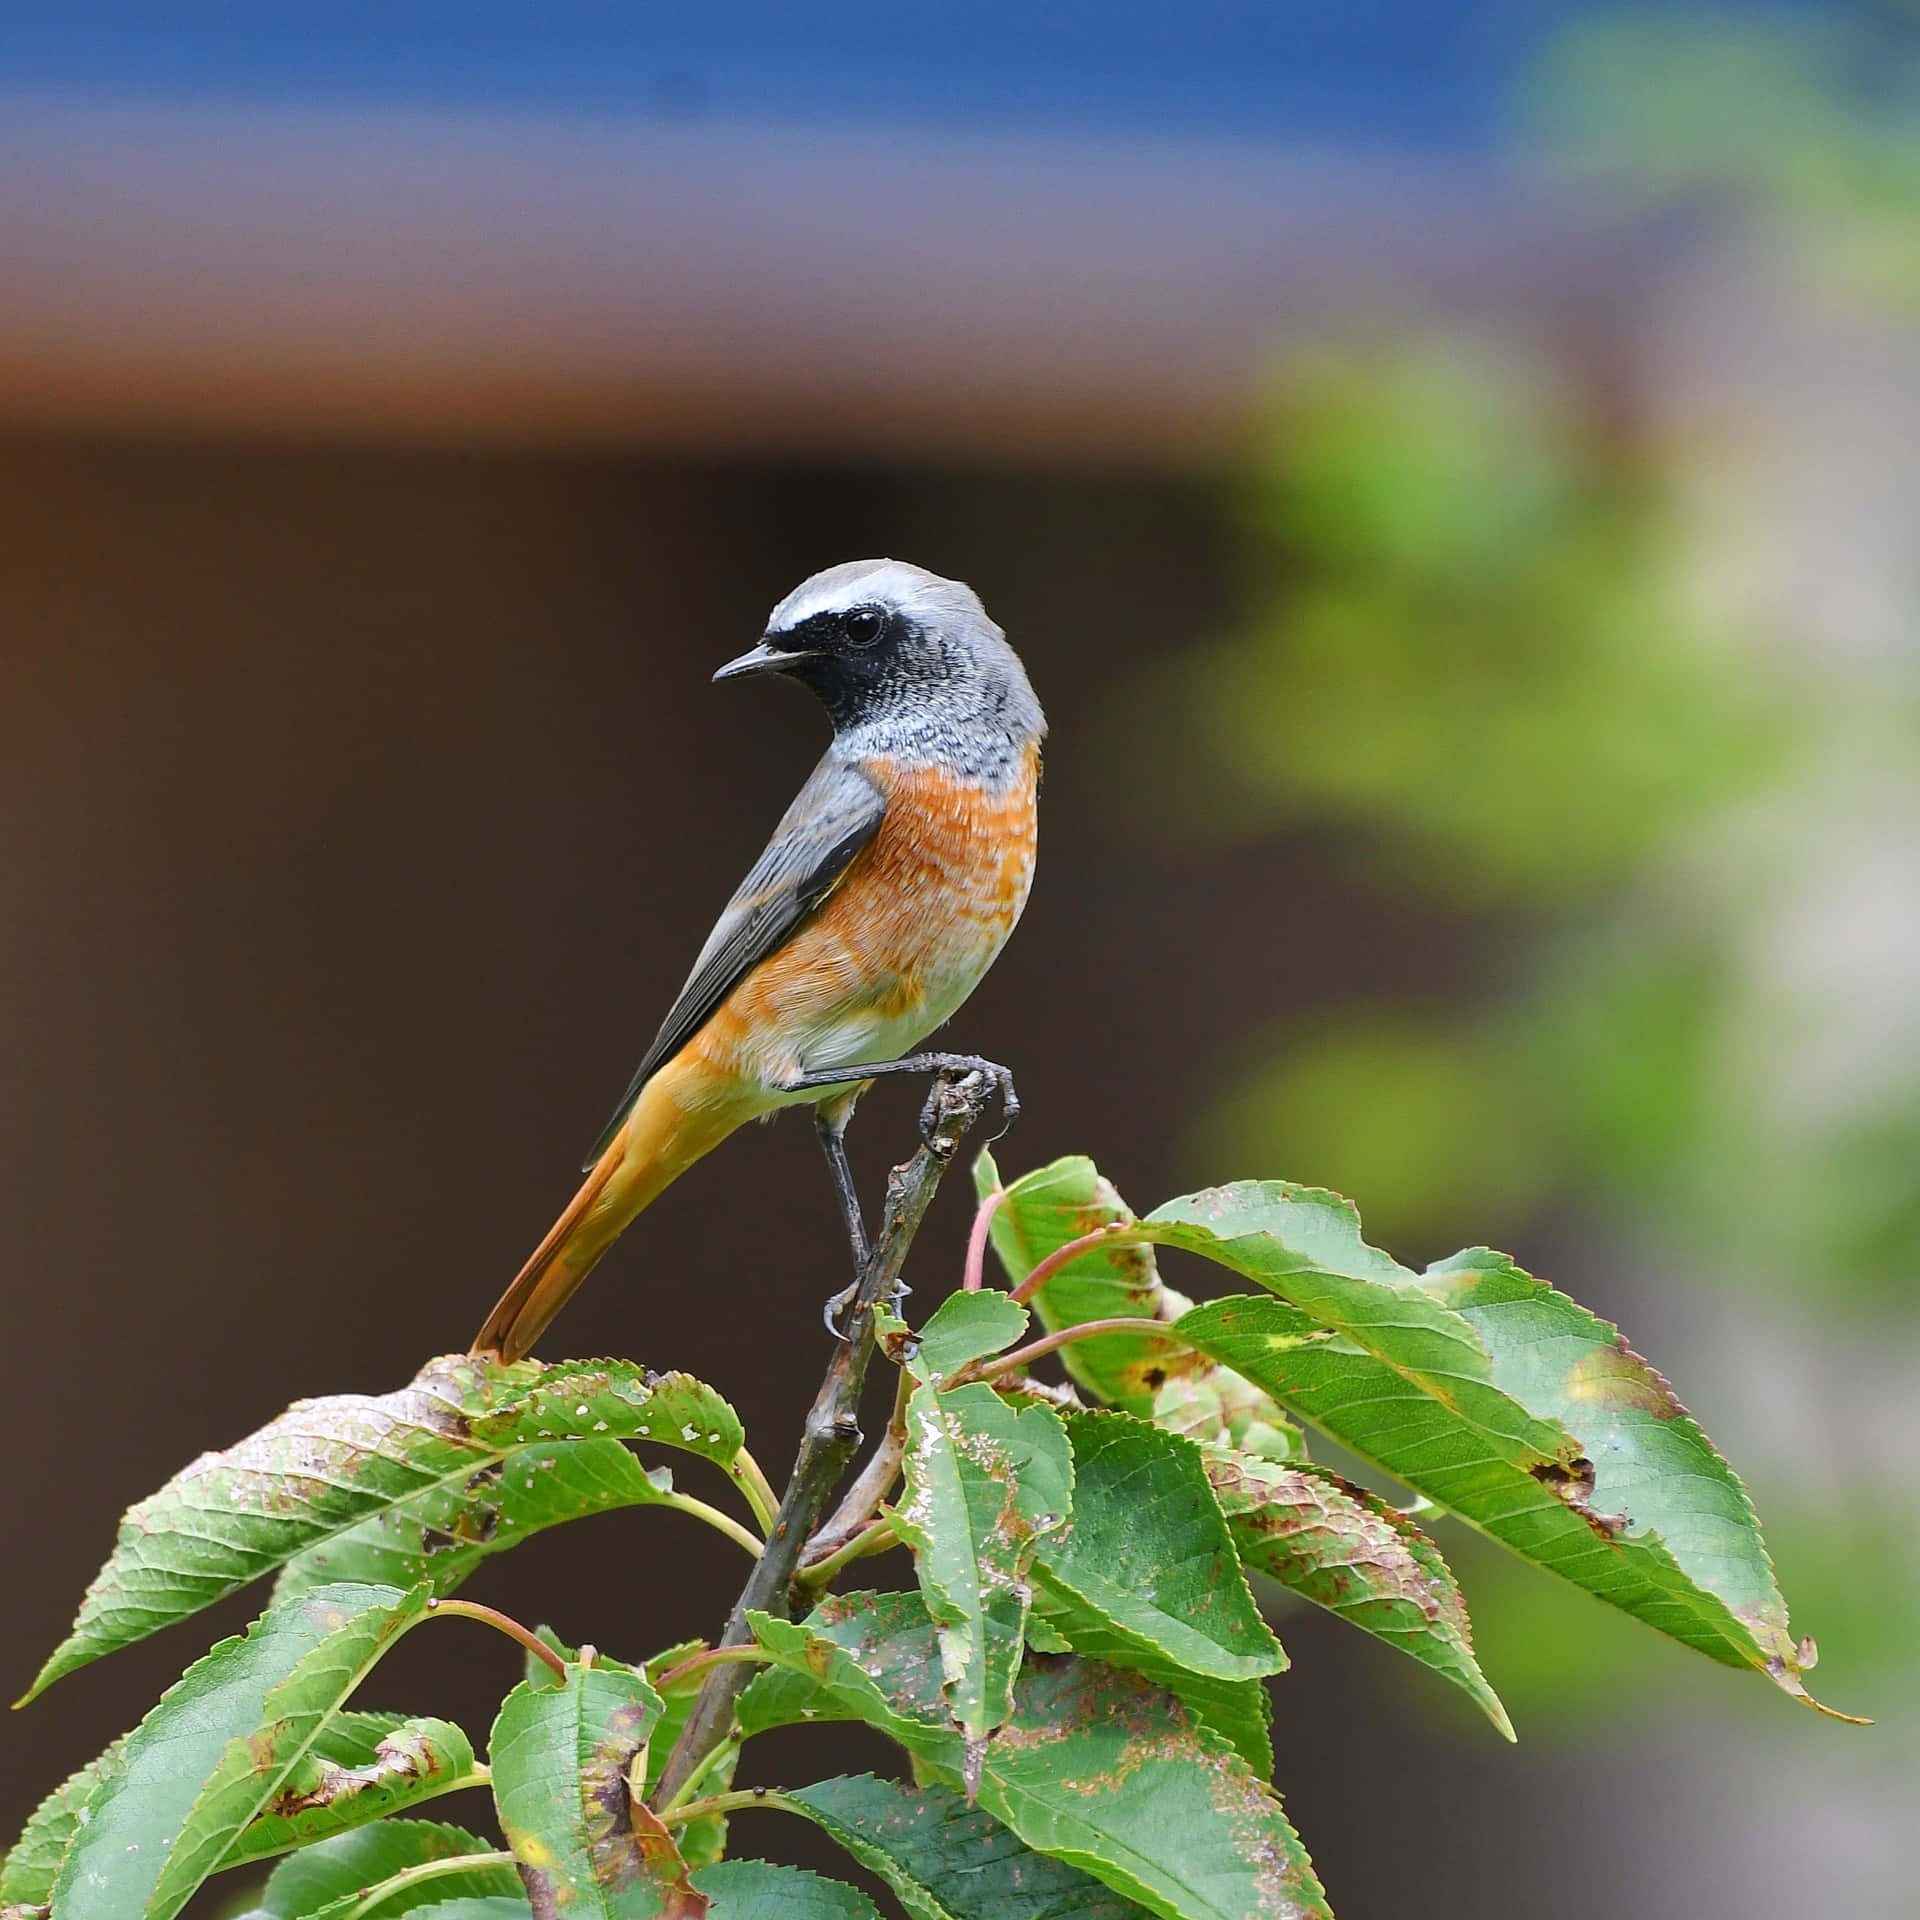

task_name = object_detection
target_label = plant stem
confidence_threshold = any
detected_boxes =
[1007,1221,1140,1306]
[424,1598,568,1680]
[961,1182,1005,1292]
[660,1786,801,1830]
[341,1849,517,1919]
[657,1729,743,1817]
[653,1644,773,1693]
[955,1315,1180,1384]
[661,1490,765,1558]
[804,1361,913,1569]
[648,1069,993,1809]
[728,1448,781,1534]
[797,1512,900,1588]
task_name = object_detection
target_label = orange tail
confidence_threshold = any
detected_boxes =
[471,1059,743,1363]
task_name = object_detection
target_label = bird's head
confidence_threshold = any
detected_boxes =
[714,559,1044,758]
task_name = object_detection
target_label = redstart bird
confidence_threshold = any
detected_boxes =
[472,560,1044,1363]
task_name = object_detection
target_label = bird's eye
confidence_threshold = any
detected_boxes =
[842,606,885,648]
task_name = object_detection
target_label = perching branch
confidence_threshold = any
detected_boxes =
[802,1362,913,1571]
[649,1068,994,1807]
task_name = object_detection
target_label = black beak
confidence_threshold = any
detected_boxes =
[712,638,814,683]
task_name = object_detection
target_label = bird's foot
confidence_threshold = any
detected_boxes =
[821,1273,912,1342]
[911,1055,1019,1146]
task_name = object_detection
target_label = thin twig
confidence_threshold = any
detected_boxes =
[803,1361,913,1569]
[797,1513,900,1588]
[647,1070,994,1809]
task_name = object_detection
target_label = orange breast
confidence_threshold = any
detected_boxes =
[691,741,1040,1095]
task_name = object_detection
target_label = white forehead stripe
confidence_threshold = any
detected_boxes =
[769,559,975,632]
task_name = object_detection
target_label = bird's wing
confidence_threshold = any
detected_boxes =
[581,754,888,1166]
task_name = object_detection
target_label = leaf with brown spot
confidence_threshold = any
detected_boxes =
[217,1711,481,1870]
[1201,1448,1511,1739]
[51,1582,432,1920]
[788,1774,1155,1919]
[975,1155,1302,1460]
[893,1382,1073,1749]
[1026,1414,1284,1773]
[749,1595,1330,1920]
[26,1357,745,1700]
[276,1442,684,1608]
[489,1663,699,1919]
[1150,1192,1855,1717]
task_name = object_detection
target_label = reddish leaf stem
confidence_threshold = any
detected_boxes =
[961,1185,1006,1292]
[953,1316,1177,1385]
[1007,1222,1140,1306]
[652,1645,774,1693]
[425,1597,568,1680]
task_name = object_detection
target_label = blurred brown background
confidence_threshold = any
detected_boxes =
[3,6,1916,1916]
[0,437,1492,1913]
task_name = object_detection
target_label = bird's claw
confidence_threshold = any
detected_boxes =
[917,1055,1020,1146]
[822,1281,858,1341]
[821,1273,911,1342]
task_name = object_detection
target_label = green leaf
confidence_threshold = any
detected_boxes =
[50,1582,428,1920]
[26,1357,745,1698]
[748,1593,1330,1920]
[976,1153,1180,1410]
[690,1859,881,1917]
[1023,1584,1276,1779]
[219,1712,482,1870]
[1201,1447,1512,1738]
[0,1739,123,1903]
[276,1442,681,1606]
[1024,1414,1282,1773]
[740,1593,976,1763]
[1140,1179,1844,1713]
[893,1383,1073,1752]
[255,1900,530,1920]
[489,1664,698,1918]
[398,1905,532,1920]
[1144,1364,1305,1467]
[976,1156,1301,1460]
[526,1627,584,1693]
[254,1819,519,1914]
[1036,1414,1284,1685]
[906,1288,1030,1383]
[789,1773,1156,1920]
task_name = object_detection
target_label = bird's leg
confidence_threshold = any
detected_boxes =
[785,1053,1020,1145]
[812,1095,872,1339]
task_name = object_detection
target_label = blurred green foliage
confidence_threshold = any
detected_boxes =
[1206,343,1786,905]
[1533,9,1920,312]
[1165,8,1920,1714]
[1176,8,1920,1306]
